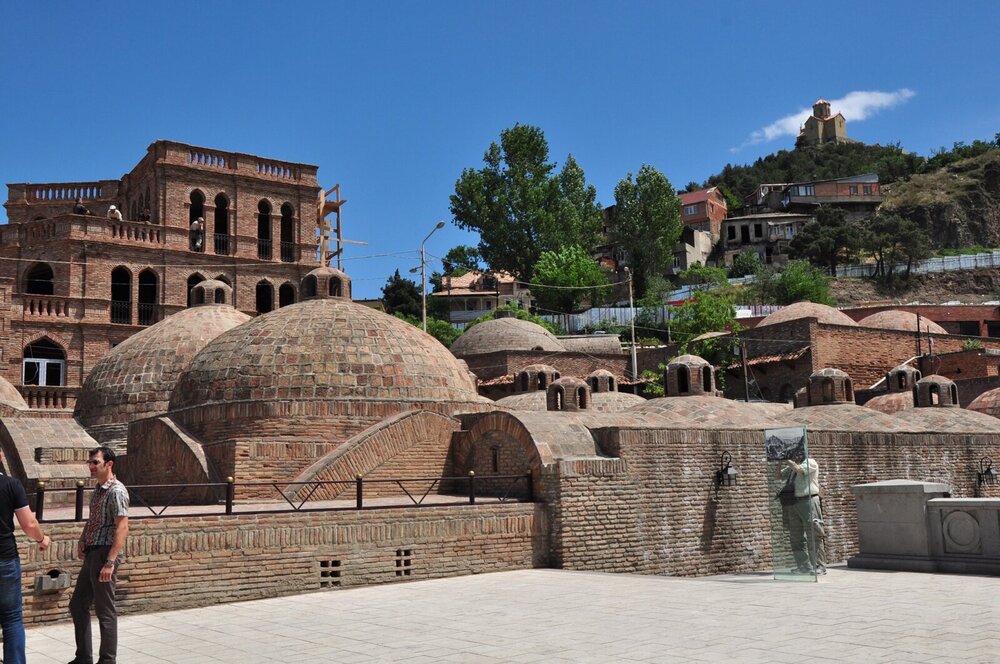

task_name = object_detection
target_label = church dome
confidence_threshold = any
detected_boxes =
[450,317,564,356]
[858,310,947,334]
[169,297,479,411]
[757,302,857,328]
[75,304,251,427]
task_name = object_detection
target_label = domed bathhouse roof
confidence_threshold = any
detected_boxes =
[546,377,591,412]
[968,387,1000,419]
[865,365,922,414]
[804,368,854,406]
[913,375,960,408]
[665,355,716,397]
[0,375,28,415]
[450,318,565,356]
[858,310,948,335]
[756,302,858,328]
[74,293,251,445]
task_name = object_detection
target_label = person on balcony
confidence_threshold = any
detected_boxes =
[139,208,151,222]
[190,217,204,251]
[72,198,90,215]
[106,206,123,222]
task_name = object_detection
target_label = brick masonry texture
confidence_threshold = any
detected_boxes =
[16,503,543,627]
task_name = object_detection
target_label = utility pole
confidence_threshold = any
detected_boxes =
[741,341,750,403]
[419,221,445,333]
[624,267,638,381]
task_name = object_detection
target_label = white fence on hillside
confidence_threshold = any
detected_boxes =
[835,251,1000,278]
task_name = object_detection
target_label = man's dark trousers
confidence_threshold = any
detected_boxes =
[69,546,118,664]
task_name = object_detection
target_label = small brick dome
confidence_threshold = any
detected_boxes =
[496,389,643,412]
[665,354,715,397]
[914,374,959,408]
[301,267,351,301]
[514,364,561,392]
[587,369,617,393]
[0,375,27,412]
[804,368,854,406]
[75,304,251,427]
[885,365,921,392]
[546,377,590,412]
[967,387,1000,419]
[757,302,857,328]
[858,310,948,335]
[190,279,233,306]
[169,297,480,411]
[450,318,564,356]
[865,392,914,415]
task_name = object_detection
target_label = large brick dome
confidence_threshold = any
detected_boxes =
[858,310,948,334]
[968,387,1000,419]
[756,302,857,328]
[170,298,480,411]
[75,304,251,428]
[450,317,564,356]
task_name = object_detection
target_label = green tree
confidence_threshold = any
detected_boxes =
[450,124,601,281]
[441,245,482,275]
[728,249,763,278]
[394,313,462,347]
[788,206,863,275]
[677,262,727,288]
[751,260,834,306]
[381,270,421,318]
[610,165,682,298]
[669,289,738,351]
[863,211,933,280]
[531,245,611,314]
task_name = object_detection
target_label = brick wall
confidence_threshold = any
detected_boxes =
[19,503,544,626]
[544,425,1000,577]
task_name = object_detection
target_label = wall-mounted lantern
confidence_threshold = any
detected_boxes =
[978,457,997,487]
[715,451,738,488]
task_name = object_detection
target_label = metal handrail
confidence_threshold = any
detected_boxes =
[32,472,533,523]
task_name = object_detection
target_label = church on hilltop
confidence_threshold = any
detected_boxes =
[796,98,850,146]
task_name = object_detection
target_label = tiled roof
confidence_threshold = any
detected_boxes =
[679,188,720,206]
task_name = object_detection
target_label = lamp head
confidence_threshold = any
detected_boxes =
[435,221,445,230]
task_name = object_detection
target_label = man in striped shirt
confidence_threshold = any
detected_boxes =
[68,446,129,664]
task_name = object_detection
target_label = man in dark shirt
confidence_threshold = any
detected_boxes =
[69,446,129,664]
[0,451,50,664]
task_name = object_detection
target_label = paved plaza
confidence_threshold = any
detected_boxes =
[24,567,1000,663]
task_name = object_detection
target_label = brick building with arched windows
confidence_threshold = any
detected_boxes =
[1,140,328,411]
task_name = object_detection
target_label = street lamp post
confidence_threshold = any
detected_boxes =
[419,221,446,333]
[624,267,638,381]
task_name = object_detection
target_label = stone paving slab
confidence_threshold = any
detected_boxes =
[22,566,1000,663]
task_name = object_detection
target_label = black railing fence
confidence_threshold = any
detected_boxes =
[32,471,533,523]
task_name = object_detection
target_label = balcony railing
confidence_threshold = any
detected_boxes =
[20,386,76,410]
[138,303,160,326]
[108,220,162,244]
[110,300,131,325]
[20,295,74,318]
[280,241,296,262]
[214,233,231,255]
[258,238,272,260]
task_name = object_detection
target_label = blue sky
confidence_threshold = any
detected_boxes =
[1,0,997,298]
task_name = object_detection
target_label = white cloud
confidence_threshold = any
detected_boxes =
[732,89,916,152]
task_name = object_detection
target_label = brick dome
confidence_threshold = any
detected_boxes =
[865,392,914,415]
[0,375,27,412]
[450,318,564,356]
[858,310,948,335]
[757,302,857,328]
[968,387,1000,419]
[169,297,480,411]
[496,390,643,412]
[75,304,252,428]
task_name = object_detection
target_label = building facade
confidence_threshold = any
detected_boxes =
[1,140,326,410]
[678,187,728,238]
[796,98,849,146]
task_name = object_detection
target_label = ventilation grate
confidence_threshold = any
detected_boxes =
[319,559,341,588]
[395,548,413,577]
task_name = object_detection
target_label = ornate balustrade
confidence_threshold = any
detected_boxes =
[20,386,76,410]
[18,295,77,319]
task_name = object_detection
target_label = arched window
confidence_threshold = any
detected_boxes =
[138,270,158,325]
[143,186,151,220]
[822,378,834,402]
[187,273,205,307]
[554,387,564,410]
[25,263,54,295]
[193,287,205,306]
[22,338,66,386]
[257,200,272,259]
[214,194,230,255]
[214,288,225,304]
[950,384,958,404]
[189,190,205,223]
[702,366,712,393]
[608,377,615,391]
[897,373,906,390]
[280,203,295,262]
[303,275,317,298]
[845,378,854,402]
[590,377,599,391]
[328,277,342,297]
[215,274,232,287]
[256,281,274,315]
[677,366,689,394]
[929,384,940,405]
[110,267,132,324]
[538,373,548,390]
[278,283,295,308]
[578,387,588,409]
